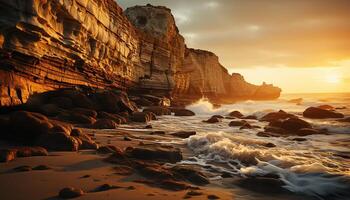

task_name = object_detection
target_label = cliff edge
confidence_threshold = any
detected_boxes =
[0,1,281,106]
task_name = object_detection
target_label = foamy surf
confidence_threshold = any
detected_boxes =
[186,132,350,199]
[148,94,350,199]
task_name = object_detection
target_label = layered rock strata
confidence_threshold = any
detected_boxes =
[0,0,142,106]
[175,48,281,102]
[125,5,185,95]
[0,1,281,107]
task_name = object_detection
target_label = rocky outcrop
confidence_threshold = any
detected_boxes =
[0,1,280,107]
[125,5,185,95]
[0,0,142,106]
[174,48,281,102]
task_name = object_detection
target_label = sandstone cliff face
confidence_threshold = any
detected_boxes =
[0,1,281,107]
[175,48,281,101]
[0,0,142,106]
[124,5,185,94]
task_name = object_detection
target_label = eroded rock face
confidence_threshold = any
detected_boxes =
[0,1,281,107]
[175,48,281,102]
[125,4,186,95]
[0,0,141,106]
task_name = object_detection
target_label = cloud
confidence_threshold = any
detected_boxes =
[117,0,350,69]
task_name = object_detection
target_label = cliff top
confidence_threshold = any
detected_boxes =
[124,4,180,40]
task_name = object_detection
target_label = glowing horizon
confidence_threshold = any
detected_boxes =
[118,0,350,93]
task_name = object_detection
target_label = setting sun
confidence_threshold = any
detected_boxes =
[326,74,341,84]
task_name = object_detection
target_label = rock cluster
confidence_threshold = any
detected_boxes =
[106,143,210,190]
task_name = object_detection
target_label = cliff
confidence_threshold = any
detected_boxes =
[174,48,281,102]
[0,1,281,107]
[0,0,142,106]
[124,4,185,95]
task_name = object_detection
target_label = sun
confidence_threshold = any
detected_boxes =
[325,74,341,84]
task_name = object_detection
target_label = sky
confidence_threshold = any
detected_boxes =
[117,0,350,93]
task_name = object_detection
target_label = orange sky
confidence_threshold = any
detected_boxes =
[119,0,350,93]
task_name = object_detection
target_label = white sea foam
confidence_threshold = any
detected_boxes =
[150,94,350,199]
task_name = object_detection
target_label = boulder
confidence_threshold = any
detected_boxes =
[8,111,53,142]
[317,105,335,111]
[127,145,182,163]
[36,132,79,151]
[171,131,196,138]
[140,95,170,107]
[40,104,62,117]
[71,129,98,150]
[264,126,286,135]
[173,109,195,116]
[97,112,125,124]
[339,117,350,123]
[49,120,73,136]
[63,90,94,109]
[59,187,84,199]
[49,97,73,109]
[235,176,288,194]
[203,116,221,123]
[97,145,122,154]
[240,123,256,130]
[296,128,320,136]
[92,119,117,129]
[264,143,276,148]
[229,120,247,127]
[242,115,258,120]
[143,106,171,116]
[16,147,48,157]
[280,118,311,131]
[72,108,97,118]
[228,111,243,118]
[93,91,136,113]
[130,112,151,123]
[261,110,296,122]
[58,112,96,125]
[134,97,154,107]
[171,165,210,185]
[303,107,344,119]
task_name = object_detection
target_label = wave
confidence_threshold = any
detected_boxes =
[186,132,350,199]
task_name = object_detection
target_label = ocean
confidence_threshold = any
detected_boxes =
[124,93,350,200]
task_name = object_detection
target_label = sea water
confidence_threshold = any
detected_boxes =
[150,93,350,200]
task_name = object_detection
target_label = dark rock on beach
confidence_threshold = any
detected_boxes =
[172,165,210,185]
[173,108,195,116]
[36,132,79,151]
[0,147,48,163]
[92,119,117,129]
[59,187,84,199]
[204,116,221,123]
[229,120,247,127]
[143,106,171,116]
[171,131,196,138]
[126,144,183,163]
[228,111,243,118]
[260,110,296,122]
[130,112,154,123]
[303,107,344,119]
